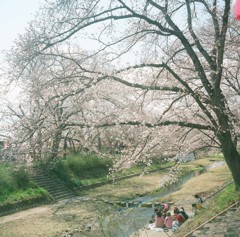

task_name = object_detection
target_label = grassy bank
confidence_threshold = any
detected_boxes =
[79,155,225,201]
[0,163,50,206]
[175,183,240,237]
[0,154,235,237]
[0,188,49,204]
[51,153,175,187]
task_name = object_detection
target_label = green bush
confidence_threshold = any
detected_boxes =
[12,166,31,189]
[0,163,32,196]
[0,165,17,195]
[52,153,113,185]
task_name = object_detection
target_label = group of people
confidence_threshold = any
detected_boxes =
[149,194,203,232]
[150,204,189,231]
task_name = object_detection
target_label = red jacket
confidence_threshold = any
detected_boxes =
[176,213,185,223]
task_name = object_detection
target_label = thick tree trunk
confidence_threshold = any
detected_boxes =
[50,131,62,160]
[213,91,240,189]
[35,129,42,160]
[220,133,240,190]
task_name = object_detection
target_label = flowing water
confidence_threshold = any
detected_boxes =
[87,161,225,237]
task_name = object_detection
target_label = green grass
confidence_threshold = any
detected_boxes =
[0,163,33,196]
[51,153,175,187]
[0,162,50,206]
[115,161,175,177]
[0,188,49,204]
[215,184,240,208]
[79,162,174,186]
[206,152,224,159]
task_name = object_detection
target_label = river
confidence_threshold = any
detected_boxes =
[86,161,225,237]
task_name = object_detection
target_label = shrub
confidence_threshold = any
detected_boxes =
[12,166,32,190]
[0,163,32,196]
[0,164,17,195]
[52,153,113,184]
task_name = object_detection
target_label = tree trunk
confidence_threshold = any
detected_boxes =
[35,129,42,160]
[50,131,62,160]
[219,133,240,190]
[63,137,67,159]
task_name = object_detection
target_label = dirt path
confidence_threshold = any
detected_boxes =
[0,158,230,237]
[0,170,171,237]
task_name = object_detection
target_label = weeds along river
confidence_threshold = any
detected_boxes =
[86,161,225,237]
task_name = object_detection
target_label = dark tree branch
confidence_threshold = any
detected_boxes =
[65,120,213,131]
[185,0,215,68]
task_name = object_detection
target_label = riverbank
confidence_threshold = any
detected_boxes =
[134,163,232,237]
[0,156,231,237]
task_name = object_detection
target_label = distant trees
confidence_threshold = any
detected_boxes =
[3,1,240,188]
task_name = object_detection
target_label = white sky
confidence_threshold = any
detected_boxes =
[0,0,44,102]
[0,0,43,53]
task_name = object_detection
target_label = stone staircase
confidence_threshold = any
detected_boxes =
[31,167,76,201]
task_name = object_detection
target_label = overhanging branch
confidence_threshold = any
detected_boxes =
[65,120,213,131]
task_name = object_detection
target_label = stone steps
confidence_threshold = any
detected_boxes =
[31,168,76,201]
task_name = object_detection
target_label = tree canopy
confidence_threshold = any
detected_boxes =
[2,0,240,188]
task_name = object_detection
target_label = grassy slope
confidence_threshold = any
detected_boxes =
[175,183,240,237]
[52,153,175,187]
[163,156,238,237]
[0,163,50,205]
[81,156,228,202]
[0,188,49,205]
[0,154,238,237]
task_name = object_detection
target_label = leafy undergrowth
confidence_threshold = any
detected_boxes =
[51,154,113,187]
[0,163,32,196]
[175,183,240,237]
[51,153,175,187]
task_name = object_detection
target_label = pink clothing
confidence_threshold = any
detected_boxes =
[163,203,169,211]
[164,216,173,228]
[155,216,165,228]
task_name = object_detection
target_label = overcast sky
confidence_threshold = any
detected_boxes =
[0,0,43,53]
[0,0,43,101]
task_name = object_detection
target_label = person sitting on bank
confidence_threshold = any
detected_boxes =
[150,208,159,223]
[155,211,165,228]
[174,209,186,225]
[194,194,203,203]
[164,212,173,229]
[173,206,179,212]
[179,207,189,220]
[162,202,169,211]
[192,194,203,211]
[172,208,186,231]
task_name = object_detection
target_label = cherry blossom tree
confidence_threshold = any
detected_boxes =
[5,0,240,188]
[4,46,141,161]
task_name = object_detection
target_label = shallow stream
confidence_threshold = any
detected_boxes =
[87,160,225,237]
